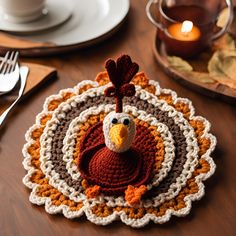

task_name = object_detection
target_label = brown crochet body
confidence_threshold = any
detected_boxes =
[78,122,157,196]
[88,147,142,186]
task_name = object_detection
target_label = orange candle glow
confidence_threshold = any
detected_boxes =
[168,20,201,41]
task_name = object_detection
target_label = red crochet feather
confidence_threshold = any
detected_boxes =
[104,55,139,113]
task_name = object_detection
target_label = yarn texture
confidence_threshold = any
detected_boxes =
[22,56,216,228]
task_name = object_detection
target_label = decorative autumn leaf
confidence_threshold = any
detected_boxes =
[167,56,193,72]
[208,49,236,89]
[213,34,235,51]
[217,7,230,28]
[167,56,215,84]
[208,49,236,80]
[185,72,216,84]
[166,44,236,89]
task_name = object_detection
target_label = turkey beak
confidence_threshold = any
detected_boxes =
[109,124,128,149]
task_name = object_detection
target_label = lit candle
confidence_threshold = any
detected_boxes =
[168,20,201,41]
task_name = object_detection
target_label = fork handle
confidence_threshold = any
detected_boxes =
[0,93,21,126]
[0,66,29,127]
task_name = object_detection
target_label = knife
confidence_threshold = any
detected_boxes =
[0,66,29,127]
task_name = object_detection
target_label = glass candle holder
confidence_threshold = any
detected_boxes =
[146,0,234,58]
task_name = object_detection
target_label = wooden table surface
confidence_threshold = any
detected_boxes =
[1,1,236,235]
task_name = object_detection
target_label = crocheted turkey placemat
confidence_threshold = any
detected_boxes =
[22,55,216,228]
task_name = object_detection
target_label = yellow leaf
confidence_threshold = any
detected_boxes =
[213,33,235,50]
[208,49,236,80]
[217,8,230,28]
[185,72,216,84]
[167,56,193,72]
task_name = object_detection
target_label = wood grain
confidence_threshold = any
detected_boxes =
[0,1,235,236]
[0,63,56,115]
[153,37,236,104]
[0,32,53,48]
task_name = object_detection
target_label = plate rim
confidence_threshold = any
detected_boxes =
[0,0,130,55]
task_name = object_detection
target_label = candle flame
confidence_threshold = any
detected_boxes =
[181,20,193,34]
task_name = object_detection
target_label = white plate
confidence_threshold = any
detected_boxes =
[8,0,130,46]
[0,0,72,33]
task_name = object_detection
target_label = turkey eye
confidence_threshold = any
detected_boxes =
[123,118,130,125]
[111,118,118,124]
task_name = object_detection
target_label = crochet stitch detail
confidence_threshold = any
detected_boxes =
[125,185,148,206]
[78,122,156,195]
[104,55,139,113]
[22,56,216,228]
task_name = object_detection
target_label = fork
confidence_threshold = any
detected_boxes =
[0,66,29,127]
[0,51,20,95]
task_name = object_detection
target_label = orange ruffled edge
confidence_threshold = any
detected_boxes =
[25,71,214,221]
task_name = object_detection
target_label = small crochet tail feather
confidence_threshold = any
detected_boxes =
[105,59,118,86]
[104,55,139,113]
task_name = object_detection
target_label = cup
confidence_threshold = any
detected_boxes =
[146,0,234,58]
[0,0,46,23]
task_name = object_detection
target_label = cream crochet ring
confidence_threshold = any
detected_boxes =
[22,55,216,228]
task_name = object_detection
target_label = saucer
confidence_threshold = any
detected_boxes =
[17,0,130,45]
[0,0,72,34]
[0,0,129,56]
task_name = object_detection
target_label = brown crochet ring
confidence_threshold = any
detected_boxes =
[22,55,216,228]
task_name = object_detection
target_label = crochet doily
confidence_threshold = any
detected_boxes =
[22,71,216,228]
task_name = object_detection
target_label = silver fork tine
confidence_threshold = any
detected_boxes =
[6,51,15,73]
[4,51,15,74]
[10,52,19,73]
[7,51,19,74]
[2,51,13,74]
[0,51,10,73]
